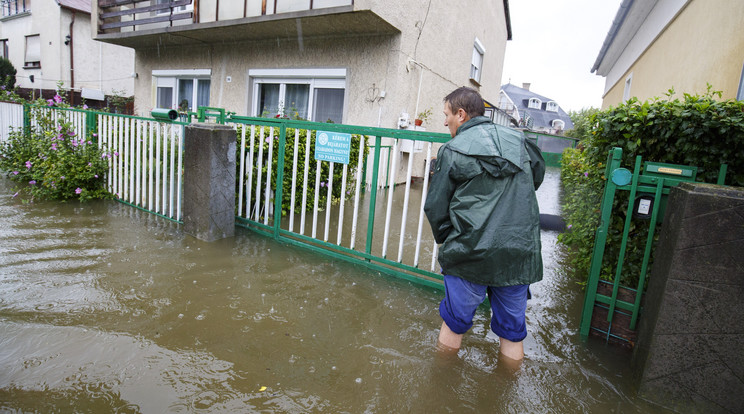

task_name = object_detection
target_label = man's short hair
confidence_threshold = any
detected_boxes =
[444,87,485,118]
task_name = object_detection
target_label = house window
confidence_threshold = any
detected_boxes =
[250,68,346,123]
[737,63,744,101]
[528,98,541,109]
[155,0,192,14]
[153,69,211,111]
[623,73,633,101]
[24,34,40,68]
[470,38,485,84]
[552,119,565,131]
[546,101,558,112]
[1,39,7,59]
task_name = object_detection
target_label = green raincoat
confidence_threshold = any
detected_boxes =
[424,116,545,287]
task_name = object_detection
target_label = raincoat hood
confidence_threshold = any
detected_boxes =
[447,116,526,179]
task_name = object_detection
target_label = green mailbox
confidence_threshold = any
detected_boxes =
[151,108,178,121]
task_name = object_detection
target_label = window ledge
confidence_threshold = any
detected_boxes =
[23,64,41,70]
[469,77,481,87]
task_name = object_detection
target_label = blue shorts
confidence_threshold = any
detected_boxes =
[439,274,530,342]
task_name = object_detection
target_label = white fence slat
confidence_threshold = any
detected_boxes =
[349,136,366,250]
[414,143,433,267]
[324,162,334,242]
[381,139,399,259]
[264,127,274,226]
[289,128,300,232]
[397,144,415,263]
[238,126,246,217]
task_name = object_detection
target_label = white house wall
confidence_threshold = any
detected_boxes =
[60,8,135,97]
[0,0,134,97]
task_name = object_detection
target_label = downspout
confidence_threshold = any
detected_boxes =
[69,11,76,105]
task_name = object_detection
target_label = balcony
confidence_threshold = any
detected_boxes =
[1,0,30,19]
[96,0,399,49]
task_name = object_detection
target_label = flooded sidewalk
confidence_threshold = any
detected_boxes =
[0,170,670,412]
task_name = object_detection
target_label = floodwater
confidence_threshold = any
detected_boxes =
[0,168,671,413]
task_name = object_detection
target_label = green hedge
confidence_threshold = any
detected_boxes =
[560,88,744,287]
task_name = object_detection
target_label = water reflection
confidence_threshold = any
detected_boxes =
[0,171,671,412]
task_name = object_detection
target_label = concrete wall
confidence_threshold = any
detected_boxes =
[633,182,744,413]
[602,0,744,108]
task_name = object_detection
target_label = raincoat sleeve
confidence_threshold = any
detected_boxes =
[524,137,546,191]
[424,146,458,244]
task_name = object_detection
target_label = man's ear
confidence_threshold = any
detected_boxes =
[457,108,469,122]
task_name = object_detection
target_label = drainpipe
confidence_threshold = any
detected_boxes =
[68,11,76,105]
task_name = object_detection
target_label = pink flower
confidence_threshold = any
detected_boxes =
[47,99,54,106]
[51,143,58,151]
[12,171,19,175]
[83,104,88,109]
[94,174,98,178]
[25,161,32,169]
[29,180,36,185]
[75,188,82,194]
[53,94,63,104]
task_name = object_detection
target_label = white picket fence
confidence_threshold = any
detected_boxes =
[96,114,184,221]
[0,101,23,143]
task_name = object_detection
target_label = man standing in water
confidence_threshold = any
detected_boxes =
[424,87,544,360]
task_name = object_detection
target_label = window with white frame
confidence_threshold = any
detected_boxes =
[528,97,541,109]
[153,69,211,111]
[470,38,485,83]
[250,68,346,123]
[552,119,565,131]
[623,73,633,102]
[1,39,7,59]
[24,34,40,68]
[546,101,558,112]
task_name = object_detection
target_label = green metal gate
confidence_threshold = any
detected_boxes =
[579,147,727,344]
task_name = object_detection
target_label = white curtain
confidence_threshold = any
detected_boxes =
[313,88,344,123]
[285,84,309,119]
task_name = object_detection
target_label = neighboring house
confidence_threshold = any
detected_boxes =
[0,0,134,105]
[497,83,573,134]
[592,0,744,108]
[92,0,512,134]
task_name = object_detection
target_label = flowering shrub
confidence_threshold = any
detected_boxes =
[0,104,111,202]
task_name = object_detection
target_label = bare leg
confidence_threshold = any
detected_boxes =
[437,321,463,350]
[499,337,524,361]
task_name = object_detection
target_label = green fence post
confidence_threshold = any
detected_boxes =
[579,147,624,338]
[23,103,31,137]
[86,110,98,143]
[273,121,287,239]
[606,155,643,328]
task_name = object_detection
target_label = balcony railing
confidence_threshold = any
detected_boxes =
[1,0,29,18]
[98,0,354,35]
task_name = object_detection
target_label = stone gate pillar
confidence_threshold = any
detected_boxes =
[633,182,744,412]
[182,123,236,242]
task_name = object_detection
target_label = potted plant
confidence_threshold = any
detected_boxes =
[415,108,432,127]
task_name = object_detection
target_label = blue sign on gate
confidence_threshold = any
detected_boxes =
[314,131,352,164]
